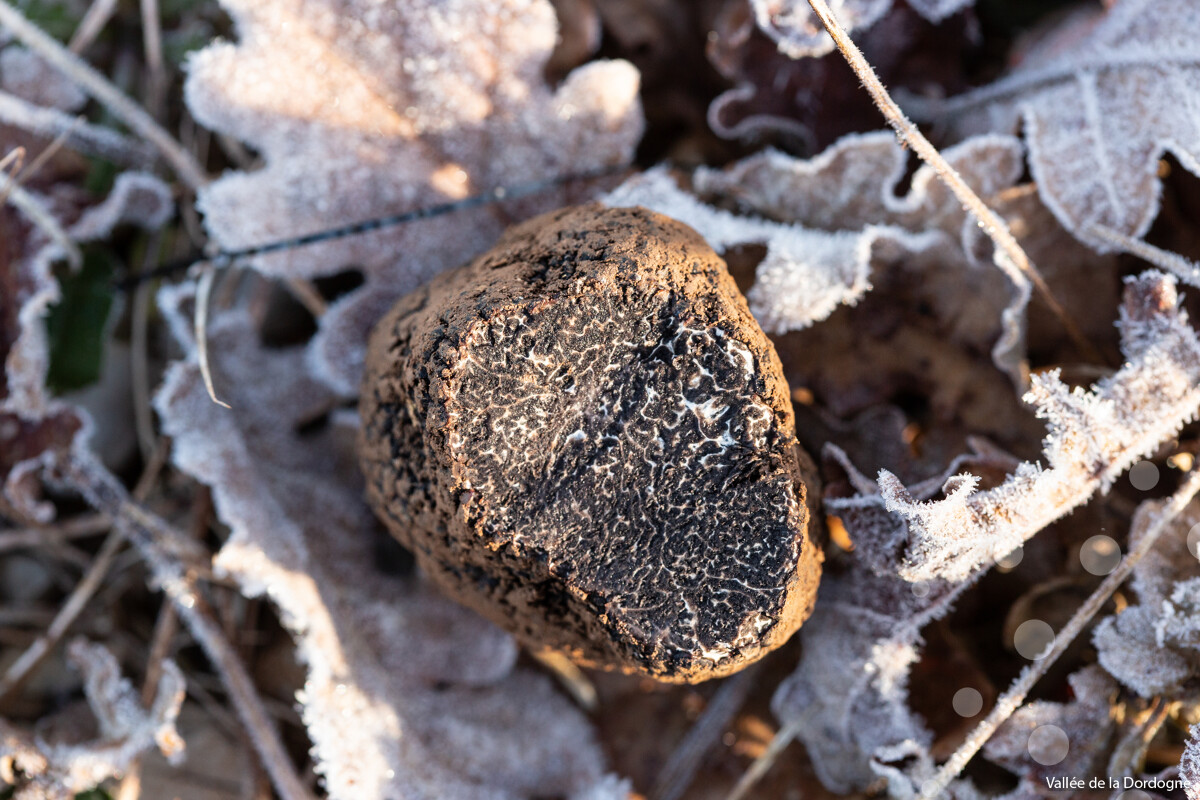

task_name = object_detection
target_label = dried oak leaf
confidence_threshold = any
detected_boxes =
[0,638,185,800]
[154,287,617,800]
[749,0,973,59]
[1,172,171,521]
[773,272,1199,795]
[918,0,1200,253]
[185,0,643,395]
[1093,496,1200,698]
[603,132,1029,380]
[849,271,1200,584]
[707,0,976,152]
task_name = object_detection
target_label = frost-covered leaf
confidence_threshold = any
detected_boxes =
[775,272,1200,794]
[0,171,171,521]
[185,0,643,394]
[983,666,1115,784]
[0,44,85,122]
[770,555,972,793]
[154,287,615,800]
[0,639,185,799]
[919,0,1200,253]
[846,271,1200,583]
[603,132,1026,378]
[1182,725,1200,800]
[1093,496,1200,697]
[749,0,973,59]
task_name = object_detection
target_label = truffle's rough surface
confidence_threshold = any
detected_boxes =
[358,204,821,682]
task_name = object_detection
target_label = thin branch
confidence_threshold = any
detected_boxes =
[804,0,1099,366]
[68,0,119,53]
[916,468,1200,800]
[286,277,328,318]
[0,0,207,190]
[1087,224,1200,286]
[653,663,760,800]
[0,513,111,554]
[131,235,162,461]
[63,454,315,800]
[139,0,163,77]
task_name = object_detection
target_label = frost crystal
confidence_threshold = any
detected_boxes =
[865,271,1200,583]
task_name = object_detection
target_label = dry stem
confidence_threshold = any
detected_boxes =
[804,0,1099,366]
[64,454,314,800]
[0,0,207,190]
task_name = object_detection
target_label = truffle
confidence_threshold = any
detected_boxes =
[358,204,821,682]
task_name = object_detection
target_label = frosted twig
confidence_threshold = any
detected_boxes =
[804,0,1097,364]
[652,663,760,800]
[286,276,328,318]
[195,263,231,409]
[0,91,153,165]
[63,454,315,800]
[1087,224,1200,286]
[917,469,1200,800]
[139,0,163,76]
[0,171,82,268]
[0,0,207,190]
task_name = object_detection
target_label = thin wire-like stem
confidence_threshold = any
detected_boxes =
[131,235,162,460]
[68,0,119,53]
[804,0,1099,365]
[65,454,315,800]
[0,0,207,190]
[917,469,1200,800]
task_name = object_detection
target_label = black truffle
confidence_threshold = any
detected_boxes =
[358,204,821,682]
